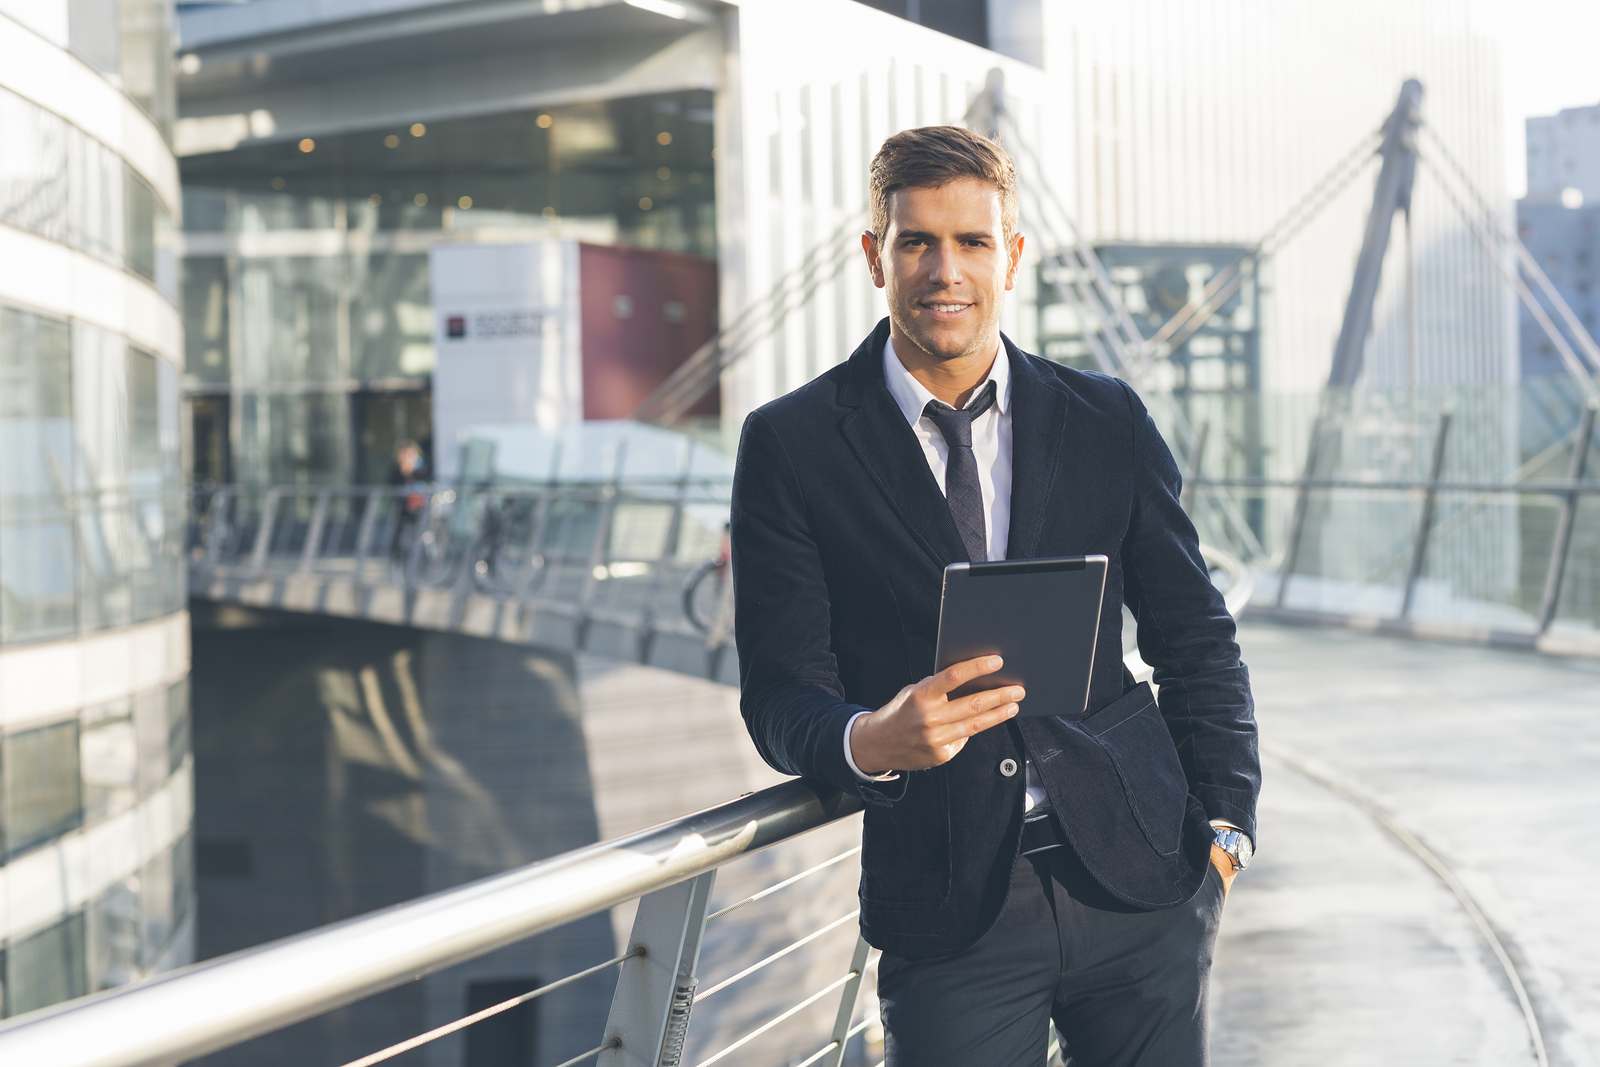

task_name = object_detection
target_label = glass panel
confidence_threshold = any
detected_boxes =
[1410,492,1549,632]
[87,878,141,992]
[128,348,163,621]
[132,687,169,797]
[3,720,84,858]
[236,256,342,384]
[81,700,138,824]
[0,307,76,644]
[138,843,175,969]
[236,393,351,486]
[181,257,231,386]
[6,912,88,1017]
[166,678,191,775]
[124,171,158,283]
[1279,489,1419,617]
[349,253,432,381]
[74,325,131,632]
[117,0,175,139]
[0,88,69,244]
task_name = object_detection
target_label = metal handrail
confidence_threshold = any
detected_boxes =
[0,779,863,1067]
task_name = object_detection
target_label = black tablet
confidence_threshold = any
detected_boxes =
[934,555,1108,716]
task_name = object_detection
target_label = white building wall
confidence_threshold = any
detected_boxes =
[1041,0,1511,402]
[718,0,1050,425]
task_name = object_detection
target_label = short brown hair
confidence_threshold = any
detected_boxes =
[869,126,1019,245]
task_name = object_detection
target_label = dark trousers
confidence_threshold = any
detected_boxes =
[877,846,1225,1067]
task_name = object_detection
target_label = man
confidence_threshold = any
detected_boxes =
[730,125,1258,1066]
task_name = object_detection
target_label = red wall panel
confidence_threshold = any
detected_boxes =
[578,244,719,421]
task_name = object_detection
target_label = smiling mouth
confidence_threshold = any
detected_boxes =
[920,301,973,314]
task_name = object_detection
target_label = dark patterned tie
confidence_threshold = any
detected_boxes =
[922,379,997,563]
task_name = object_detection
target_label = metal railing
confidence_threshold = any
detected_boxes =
[186,472,739,678]
[0,780,873,1067]
[1183,400,1600,650]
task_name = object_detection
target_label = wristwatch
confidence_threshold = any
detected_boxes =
[1211,826,1253,871]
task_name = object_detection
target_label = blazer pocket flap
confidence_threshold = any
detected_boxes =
[1078,682,1156,737]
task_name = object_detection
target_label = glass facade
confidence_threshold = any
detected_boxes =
[0,680,193,1017]
[178,90,717,486]
[0,0,191,1022]
[0,87,176,300]
[0,308,184,645]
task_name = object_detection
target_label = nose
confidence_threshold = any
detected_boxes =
[924,238,965,287]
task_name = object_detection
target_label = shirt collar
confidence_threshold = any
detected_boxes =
[882,334,1011,428]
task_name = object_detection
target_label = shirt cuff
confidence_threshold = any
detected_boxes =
[843,710,900,783]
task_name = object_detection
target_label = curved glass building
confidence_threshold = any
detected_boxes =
[0,0,191,1018]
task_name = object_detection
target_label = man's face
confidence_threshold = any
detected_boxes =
[864,178,1023,364]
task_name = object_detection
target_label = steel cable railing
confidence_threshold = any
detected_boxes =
[0,779,872,1067]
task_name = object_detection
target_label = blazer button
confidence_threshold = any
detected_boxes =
[998,758,1019,777]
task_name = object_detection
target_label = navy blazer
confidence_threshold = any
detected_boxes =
[730,319,1259,959]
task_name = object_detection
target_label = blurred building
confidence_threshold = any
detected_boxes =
[0,0,192,1019]
[171,0,1046,485]
[1526,100,1600,208]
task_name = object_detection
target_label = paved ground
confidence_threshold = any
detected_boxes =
[1213,620,1600,1067]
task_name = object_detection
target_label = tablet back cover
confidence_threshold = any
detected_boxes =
[934,555,1108,716]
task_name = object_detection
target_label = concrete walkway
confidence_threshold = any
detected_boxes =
[1212,620,1600,1067]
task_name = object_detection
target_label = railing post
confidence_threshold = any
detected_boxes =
[1400,406,1452,620]
[352,488,381,581]
[577,444,627,648]
[248,488,282,573]
[1538,401,1597,633]
[599,872,716,1067]
[299,489,331,573]
[819,935,872,1067]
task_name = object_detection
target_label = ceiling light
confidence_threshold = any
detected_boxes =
[639,197,653,210]
[458,196,472,209]
[411,123,426,138]
[298,138,315,153]
[536,114,553,129]
[1562,186,1584,209]
[385,134,400,148]
[414,193,428,206]
[656,131,672,145]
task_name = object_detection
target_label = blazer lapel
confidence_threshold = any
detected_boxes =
[837,320,970,567]
[1004,336,1072,561]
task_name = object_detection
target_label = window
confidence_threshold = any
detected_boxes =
[6,913,88,1017]
[3,721,84,858]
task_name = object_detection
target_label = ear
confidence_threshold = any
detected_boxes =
[862,231,887,289]
[1004,233,1025,292]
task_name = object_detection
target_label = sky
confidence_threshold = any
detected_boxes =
[1469,0,1600,199]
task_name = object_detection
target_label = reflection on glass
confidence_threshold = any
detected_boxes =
[81,701,138,824]
[167,678,191,776]
[6,913,87,1017]
[181,257,230,384]
[138,844,175,970]
[0,308,76,643]
[350,253,433,381]
[0,87,172,284]
[237,256,343,383]
[133,688,169,798]
[87,879,141,992]
[3,721,84,858]
[74,325,132,632]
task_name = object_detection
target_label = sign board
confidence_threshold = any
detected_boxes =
[430,242,582,479]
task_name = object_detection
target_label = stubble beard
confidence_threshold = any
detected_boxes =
[890,290,998,365]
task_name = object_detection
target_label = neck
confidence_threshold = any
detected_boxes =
[889,324,999,408]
